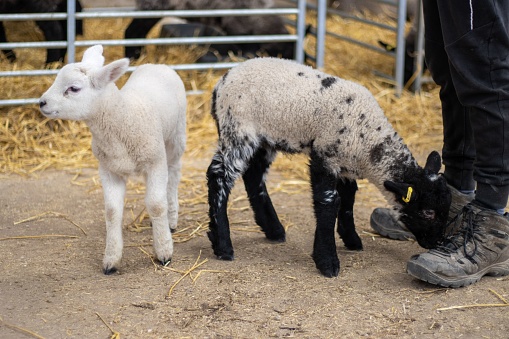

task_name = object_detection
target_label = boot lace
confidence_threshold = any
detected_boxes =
[434,204,480,260]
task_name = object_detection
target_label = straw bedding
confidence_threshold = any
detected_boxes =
[0,14,443,240]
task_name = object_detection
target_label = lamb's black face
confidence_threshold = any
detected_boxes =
[384,151,452,249]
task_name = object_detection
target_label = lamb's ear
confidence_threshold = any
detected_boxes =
[424,151,442,174]
[384,180,419,204]
[90,58,129,89]
[81,45,105,68]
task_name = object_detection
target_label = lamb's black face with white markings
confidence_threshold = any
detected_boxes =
[384,151,452,249]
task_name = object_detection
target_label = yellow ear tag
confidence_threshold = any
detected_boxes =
[402,187,413,203]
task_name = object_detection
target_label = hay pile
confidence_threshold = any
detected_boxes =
[0,13,443,240]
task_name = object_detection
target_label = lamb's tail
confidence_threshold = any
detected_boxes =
[210,87,220,134]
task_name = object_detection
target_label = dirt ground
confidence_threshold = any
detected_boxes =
[1,153,509,339]
[2,0,509,338]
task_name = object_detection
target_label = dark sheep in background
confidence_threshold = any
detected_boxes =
[125,0,295,61]
[378,17,427,89]
[0,0,83,64]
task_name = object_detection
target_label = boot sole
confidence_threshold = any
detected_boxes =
[407,258,509,288]
[370,209,415,241]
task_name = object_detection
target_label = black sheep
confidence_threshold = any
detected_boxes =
[0,0,83,64]
[125,0,295,61]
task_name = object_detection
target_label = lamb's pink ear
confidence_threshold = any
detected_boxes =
[90,58,129,89]
[81,45,105,68]
[424,151,442,174]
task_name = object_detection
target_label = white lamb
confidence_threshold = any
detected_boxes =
[39,45,187,274]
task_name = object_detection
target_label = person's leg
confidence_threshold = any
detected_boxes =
[370,0,475,239]
[424,0,476,193]
[441,0,509,211]
[407,0,509,287]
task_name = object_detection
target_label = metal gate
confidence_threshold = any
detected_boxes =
[0,0,308,107]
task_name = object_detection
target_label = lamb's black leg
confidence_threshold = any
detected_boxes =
[0,23,16,62]
[310,152,340,278]
[36,20,65,63]
[124,18,160,60]
[207,141,255,261]
[336,179,363,250]
[242,147,285,242]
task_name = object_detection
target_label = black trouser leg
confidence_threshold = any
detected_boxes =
[423,0,475,191]
[242,147,285,242]
[426,0,509,209]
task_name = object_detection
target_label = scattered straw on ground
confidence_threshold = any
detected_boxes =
[0,316,46,339]
[167,251,213,297]
[95,312,121,339]
[14,211,87,235]
[436,289,509,312]
[0,234,79,241]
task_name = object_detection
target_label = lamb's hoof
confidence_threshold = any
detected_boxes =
[170,228,176,234]
[343,234,363,251]
[313,255,340,278]
[103,266,118,275]
[216,253,234,261]
[160,258,172,267]
[344,240,363,251]
[318,265,340,278]
[320,268,339,278]
[266,231,286,243]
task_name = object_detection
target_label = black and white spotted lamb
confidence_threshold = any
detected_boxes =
[206,57,452,278]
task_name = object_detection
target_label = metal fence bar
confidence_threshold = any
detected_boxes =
[295,0,307,63]
[0,13,67,21]
[318,6,397,32]
[75,8,300,19]
[0,8,299,21]
[412,0,425,92]
[303,0,411,96]
[315,0,327,69]
[0,34,298,51]
[393,0,407,96]
[323,30,395,56]
[0,1,309,107]
[67,0,76,62]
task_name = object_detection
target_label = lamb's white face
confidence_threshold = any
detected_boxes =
[39,63,98,121]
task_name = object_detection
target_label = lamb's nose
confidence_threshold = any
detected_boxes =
[39,99,46,108]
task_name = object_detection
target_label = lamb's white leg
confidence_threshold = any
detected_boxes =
[99,166,126,274]
[166,141,184,232]
[145,162,173,265]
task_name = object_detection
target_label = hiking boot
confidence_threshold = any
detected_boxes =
[370,184,474,241]
[406,202,509,287]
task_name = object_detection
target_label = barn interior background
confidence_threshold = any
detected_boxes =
[0,0,441,180]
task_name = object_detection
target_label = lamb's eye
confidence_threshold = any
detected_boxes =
[65,86,81,95]
[422,209,435,219]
